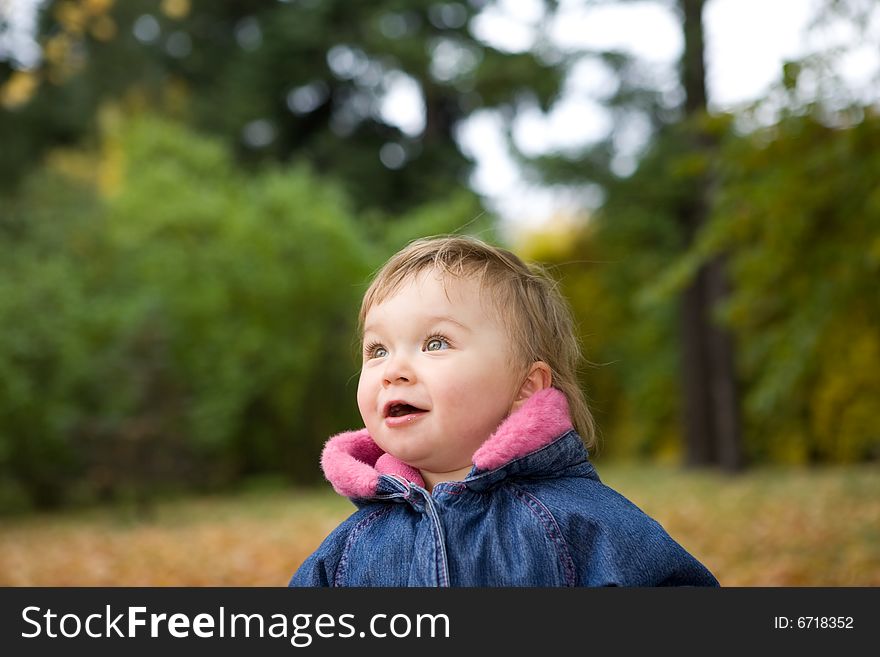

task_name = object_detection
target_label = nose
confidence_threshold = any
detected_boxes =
[382,351,415,386]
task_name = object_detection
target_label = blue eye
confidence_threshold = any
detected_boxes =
[425,336,449,352]
[364,342,387,359]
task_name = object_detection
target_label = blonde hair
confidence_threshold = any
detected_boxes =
[358,235,596,449]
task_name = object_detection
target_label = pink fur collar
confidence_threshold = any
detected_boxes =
[320,387,573,498]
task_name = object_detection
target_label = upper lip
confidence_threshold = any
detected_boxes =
[382,400,428,418]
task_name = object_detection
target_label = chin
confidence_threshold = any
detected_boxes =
[386,444,427,464]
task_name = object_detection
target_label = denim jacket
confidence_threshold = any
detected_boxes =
[289,388,719,587]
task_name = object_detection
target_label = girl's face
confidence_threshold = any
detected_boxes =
[357,270,524,485]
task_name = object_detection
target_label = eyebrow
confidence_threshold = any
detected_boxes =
[363,314,471,335]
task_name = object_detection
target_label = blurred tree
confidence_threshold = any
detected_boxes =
[521,106,880,467]
[678,109,880,464]
[516,0,744,470]
[515,0,878,469]
[1,0,562,215]
[675,0,743,471]
[519,1,879,467]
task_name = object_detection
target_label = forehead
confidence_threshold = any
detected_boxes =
[363,270,495,329]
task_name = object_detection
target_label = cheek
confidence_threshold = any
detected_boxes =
[356,371,373,416]
[437,370,511,415]
[445,367,519,418]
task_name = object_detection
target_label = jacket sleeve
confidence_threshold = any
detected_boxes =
[563,513,718,586]
[288,512,361,587]
[559,486,719,587]
[288,546,336,587]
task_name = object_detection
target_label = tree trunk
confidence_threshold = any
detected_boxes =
[680,214,715,467]
[681,0,708,114]
[705,255,746,471]
[678,0,745,472]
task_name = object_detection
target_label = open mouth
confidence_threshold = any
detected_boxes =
[384,402,428,418]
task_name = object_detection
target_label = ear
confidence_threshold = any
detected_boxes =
[510,361,552,412]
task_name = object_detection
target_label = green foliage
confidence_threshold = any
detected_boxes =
[0,169,105,507]
[536,110,880,465]
[0,114,377,507]
[695,110,880,463]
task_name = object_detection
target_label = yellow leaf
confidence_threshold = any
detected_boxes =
[0,70,40,110]
[83,0,115,16]
[161,0,191,20]
[44,33,71,66]
[90,15,117,42]
[54,1,87,35]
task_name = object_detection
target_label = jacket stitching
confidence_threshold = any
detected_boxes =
[334,506,393,587]
[509,484,577,586]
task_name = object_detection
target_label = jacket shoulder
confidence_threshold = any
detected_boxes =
[522,477,719,587]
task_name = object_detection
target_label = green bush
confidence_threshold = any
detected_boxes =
[0,115,375,508]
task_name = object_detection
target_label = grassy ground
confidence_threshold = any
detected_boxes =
[1,464,877,586]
